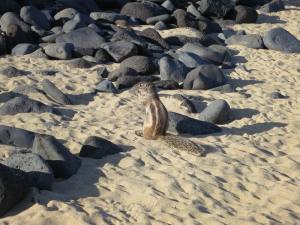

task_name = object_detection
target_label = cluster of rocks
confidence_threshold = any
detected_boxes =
[0,0,299,92]
[0,0,297,217]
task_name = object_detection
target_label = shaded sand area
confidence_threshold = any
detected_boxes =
[0,3,300,225]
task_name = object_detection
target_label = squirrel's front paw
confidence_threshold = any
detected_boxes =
[135,130,143,137]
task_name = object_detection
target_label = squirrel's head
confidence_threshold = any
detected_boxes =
[130,82,158,100]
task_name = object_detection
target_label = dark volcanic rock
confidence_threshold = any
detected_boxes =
[176,51,209,69]
[101,41,138,63]
[168,112,222,135]
[43,43,74,60]
[120,2,167,22]
[0,34,7,55]
[173,9,197,28]
[0,164,30,217]
[11,43,38,55]
[41,79,72,105]
[120,56,157,75]
[56,27,105,50]
[226,34,265,49]
[32,134,81,179]
[198,0,235,18]
[0,66,31,77]
[199,99,231,124]
[3,152,54,190]
[20,6,50,30]
[183,65,227,90]
[159,56,189,83]
[0,125,35,148]
[0,96,54,116]
[79,136,123,159]
[90,12,128,23]
[263,27,300,53]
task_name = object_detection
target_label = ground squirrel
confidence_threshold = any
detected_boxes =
[131,81,204,156]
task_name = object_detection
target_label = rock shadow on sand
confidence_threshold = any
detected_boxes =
[256,14,286,24]
[219,122,287,136]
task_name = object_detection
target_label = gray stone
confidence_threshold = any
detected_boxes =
[146,14,171,25]
[90,12,128,23]
[198,0,235,18]
[159,56,189,83]
[198,99,231,124]
[181,43,224,65]
[79,136,123,159]
[43,43,74,60]
[120,2,167,22]
[95,80,117,93]
[41,79,72,105]
[183,65,227,90]
[0,125,35,148]
[168,112,222,135]
[54,8,78,21]
[32,134,81,179]
[101,41,138,63]
[263,27,300,53]
[120,56,157,75]
[176,51,209,68]
[56,27,105,50]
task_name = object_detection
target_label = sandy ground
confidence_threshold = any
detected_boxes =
[0,2,300,225]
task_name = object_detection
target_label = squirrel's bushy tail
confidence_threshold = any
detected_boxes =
[159,134,204,156]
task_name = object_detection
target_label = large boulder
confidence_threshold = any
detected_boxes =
[159,56,189,83]
[32,134,81,179]
[183,65,227,90]
[3,152,54,190]
[231,5,258,24]
[0,12,31,33]
[56,27,105,50]
[120,2,167,22]
[120,56,157,75]
[263,27,300,53]
[79,136,123,159]
[0,164,30,217]
[168,112,222,135]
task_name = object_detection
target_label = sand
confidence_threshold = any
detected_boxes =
[0,2,300,225]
